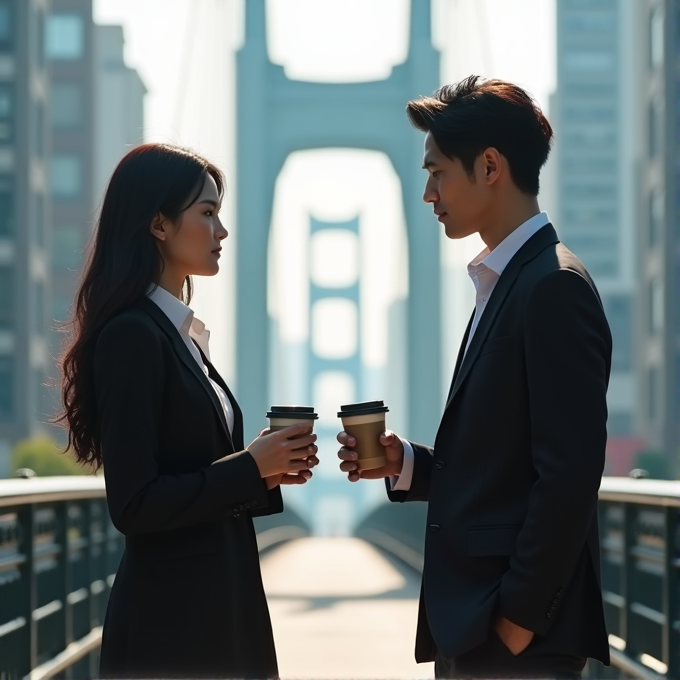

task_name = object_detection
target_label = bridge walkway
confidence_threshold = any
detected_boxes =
[261,537,435,680]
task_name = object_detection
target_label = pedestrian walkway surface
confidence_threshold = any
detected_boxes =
[260,537,435,680]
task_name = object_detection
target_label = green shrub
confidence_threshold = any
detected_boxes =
[10,436,84,477]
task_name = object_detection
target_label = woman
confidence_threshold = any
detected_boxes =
[59,143,318,678]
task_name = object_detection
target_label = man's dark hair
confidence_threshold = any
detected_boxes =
[406,75,553,196]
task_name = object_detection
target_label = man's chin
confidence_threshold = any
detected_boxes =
[443,222,468,240]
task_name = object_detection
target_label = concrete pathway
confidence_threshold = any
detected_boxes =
[260,537,435,680]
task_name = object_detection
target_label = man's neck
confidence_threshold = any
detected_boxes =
[479,197,541,251]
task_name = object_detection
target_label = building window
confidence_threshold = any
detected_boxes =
[650,6,664,68]
[649,189,664,247]
[604,296,632,372]
[35,194,45,247]
[51,82,82,130]
[0,357,12,422]
[649,100,663,158]
[0,84,12,142]
[649,367,660,421]
[649,278,664,334]
[45,13,84,61]
[53,225,82,269]
[0,266,11,328]
[563,51,614,73]
[0,176,13,235]
[0,1,13,51]
[50,154,82,198]
[33,282,45,335]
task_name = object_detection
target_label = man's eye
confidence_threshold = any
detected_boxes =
[432,171,441,178]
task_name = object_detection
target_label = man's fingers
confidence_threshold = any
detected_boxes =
[336,431,356,447]
[337,448,358,461]
[339,460,359,473]
[380,430,395,444]
[347,471,361,483]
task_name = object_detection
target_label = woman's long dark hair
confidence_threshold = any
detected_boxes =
[59,143,225,468]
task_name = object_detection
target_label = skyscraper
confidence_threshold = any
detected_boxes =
[0,0,51,476]
[555,0,639,470]
[636,0,680,476]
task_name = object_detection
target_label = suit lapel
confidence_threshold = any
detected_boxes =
[138,297,235,450]
[444,224,560,412]
[195,342,245,452]
[444,309,475,406]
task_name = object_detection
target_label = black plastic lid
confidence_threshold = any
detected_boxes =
[337,400,389,418]
[266,405,318,419]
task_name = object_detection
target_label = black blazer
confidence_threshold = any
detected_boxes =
[388,225,611,664]
[95,297,281,679]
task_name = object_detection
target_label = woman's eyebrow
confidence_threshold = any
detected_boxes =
[197,199,219,208]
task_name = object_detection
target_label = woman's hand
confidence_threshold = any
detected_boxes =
[264,461,319,491]
[248,425,318,480]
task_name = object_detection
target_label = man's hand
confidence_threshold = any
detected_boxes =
[493,616,534,655]
[337,430,404,481]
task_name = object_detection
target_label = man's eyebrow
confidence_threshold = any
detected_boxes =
[422,159,438,169]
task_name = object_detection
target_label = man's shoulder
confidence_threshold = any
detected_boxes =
[523,239,598,291]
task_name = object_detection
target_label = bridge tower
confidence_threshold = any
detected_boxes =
[236,0,441,445]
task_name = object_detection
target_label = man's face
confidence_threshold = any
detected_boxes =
[421,131,488,240]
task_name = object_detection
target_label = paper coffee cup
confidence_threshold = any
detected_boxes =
[266,406,318,459]
[337,401,389,471]
[266,405,318,433]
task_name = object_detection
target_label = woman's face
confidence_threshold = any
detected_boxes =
[154,173,227,279]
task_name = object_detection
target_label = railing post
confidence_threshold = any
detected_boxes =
[665,507,679,678]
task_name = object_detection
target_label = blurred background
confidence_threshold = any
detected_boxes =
[1,0,668,521]
[3,1,679,678]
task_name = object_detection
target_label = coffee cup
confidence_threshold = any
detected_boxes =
[266,405,318,433]
[266,406,318,457]
[337,400,389,471]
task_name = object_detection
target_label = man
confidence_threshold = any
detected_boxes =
[337,76,611,678]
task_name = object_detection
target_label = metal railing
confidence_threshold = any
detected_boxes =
[357,477,680,680]
[0,477,311,680]
[0,476,116,680]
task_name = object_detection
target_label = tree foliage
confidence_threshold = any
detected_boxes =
[10,436,84,477]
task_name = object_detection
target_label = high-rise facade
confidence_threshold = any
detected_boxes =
[92,24,146,205]
[636,0,680,476]
[0,0,51,475]
[555,0,639,468]
[47,0,95,365]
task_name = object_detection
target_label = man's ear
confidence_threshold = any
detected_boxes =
[482,148,502,185]
[150,213,169,241]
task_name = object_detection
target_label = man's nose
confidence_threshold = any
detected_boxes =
[423,182,438,204]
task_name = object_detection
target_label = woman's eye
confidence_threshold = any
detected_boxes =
[205,211,213,217]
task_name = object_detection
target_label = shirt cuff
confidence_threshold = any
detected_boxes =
[389,438,415,491]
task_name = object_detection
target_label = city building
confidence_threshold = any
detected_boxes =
[47,0,95,357]
[636,0,680,477]
[0,0,52,476]
[92,24,146,206]
[555,0,641,474]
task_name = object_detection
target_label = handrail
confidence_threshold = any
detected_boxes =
[599,477,680,507]
[0,475,106,508]
[0,475,310,679]
[357,476,680,680]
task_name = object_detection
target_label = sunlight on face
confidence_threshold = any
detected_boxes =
[422,132,489,240]
[161,174,227,278]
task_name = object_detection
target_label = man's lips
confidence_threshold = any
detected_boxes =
[435,211,447,221]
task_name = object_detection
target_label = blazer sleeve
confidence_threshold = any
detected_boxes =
[94,314,270,536]
[386,442,434,502]
[498,269,610,635]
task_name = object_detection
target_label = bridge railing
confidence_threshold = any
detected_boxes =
[0,477,311,680]
[357,477,680,680]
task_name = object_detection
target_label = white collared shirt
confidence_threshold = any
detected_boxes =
[147,285,235,435]
[392,212,551,492]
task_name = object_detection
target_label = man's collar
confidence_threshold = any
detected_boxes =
[469,211,551,276]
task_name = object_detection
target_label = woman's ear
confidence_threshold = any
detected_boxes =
[150,213,168,242]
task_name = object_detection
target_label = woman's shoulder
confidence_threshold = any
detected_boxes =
[96,301,166,353]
